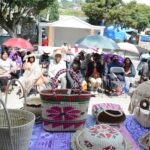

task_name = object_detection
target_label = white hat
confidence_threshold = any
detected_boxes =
[43,48,50,54]
[72,124,129,150]
[23,53,36,61]
[54,49,62,57]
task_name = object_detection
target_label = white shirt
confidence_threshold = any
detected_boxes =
[48,59,66,79]
[0,58,14,71]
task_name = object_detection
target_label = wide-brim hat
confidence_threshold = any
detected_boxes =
[23,53,36,61]
[43,48,50,54]
[53,49,63,57]
[71,124,131,150]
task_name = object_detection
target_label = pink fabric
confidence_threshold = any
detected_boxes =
[120,125,140,150]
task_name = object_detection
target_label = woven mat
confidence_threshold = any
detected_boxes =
[124,116,150,150]
[28,115,146,150]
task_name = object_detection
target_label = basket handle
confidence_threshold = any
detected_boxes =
[0,99,14,150]
[50,69,82,93]
[5,79,27,109]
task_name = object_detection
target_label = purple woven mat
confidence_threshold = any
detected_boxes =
[28,115,95,150]
[124,116,150,150]
[29,115,146,150]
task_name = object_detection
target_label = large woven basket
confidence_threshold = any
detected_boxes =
[40,69,91,131]
[0,99,35,150]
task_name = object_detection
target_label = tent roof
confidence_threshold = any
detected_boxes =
[39,16,105,30]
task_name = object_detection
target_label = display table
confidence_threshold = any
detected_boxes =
[29,115,148,150]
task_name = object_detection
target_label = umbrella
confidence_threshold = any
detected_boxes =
[117,42,139,54]
[76,35,119,51]
[2,38,34,50]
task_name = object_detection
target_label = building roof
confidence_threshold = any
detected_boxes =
[39,16,105,30]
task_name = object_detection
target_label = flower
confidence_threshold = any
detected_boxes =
[46,106,81,120]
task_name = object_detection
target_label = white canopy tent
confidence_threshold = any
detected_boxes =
[38,16,105,47]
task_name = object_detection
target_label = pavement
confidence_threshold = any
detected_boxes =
[0,52,141,116]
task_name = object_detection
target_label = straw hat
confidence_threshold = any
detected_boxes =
[53,49,63,57]
[129,80,150,127]
[72,124,128,150]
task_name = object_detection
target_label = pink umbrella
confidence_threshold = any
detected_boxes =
[118,42,139,54]
[2,38,34,50]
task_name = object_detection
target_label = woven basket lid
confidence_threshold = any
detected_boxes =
[132,80,150,99]
[72,124,127,150]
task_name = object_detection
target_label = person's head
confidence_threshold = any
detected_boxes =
[54,50,62,63]
[74,56,80,62]
[106,56,111,64]
[26,53,35,63]
[12,53,18,60]
[64,43,67,46]
[43,49,49,55]
[86,54,91,61]
[1,50,9,60]
[124,57,132,66]
[27,51,31,55]
[112,55,118,62]
[98,54,104,64]
[28,56,35,63]
[72,62,79,71]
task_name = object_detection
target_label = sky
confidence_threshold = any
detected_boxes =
[123,0,150,5]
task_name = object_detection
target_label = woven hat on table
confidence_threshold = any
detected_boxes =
[128,80,150,128]
[92,103,126,125]
[71,124,129,150]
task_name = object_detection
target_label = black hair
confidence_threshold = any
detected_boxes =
[26,51,31,55]
[1,50,9,59]
[124,57,133,66]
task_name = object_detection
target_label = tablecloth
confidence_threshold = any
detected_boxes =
[29,115,148,150]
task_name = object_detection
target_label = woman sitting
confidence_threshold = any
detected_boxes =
[67,62,87,90]
[0,50,16,92]
[140,59,150,82]
[123,57,136,90]
[86,54,104,95]
[9,50,22,79]
[18,53,42,98]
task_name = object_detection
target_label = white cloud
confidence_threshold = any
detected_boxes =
[123,0,150,5]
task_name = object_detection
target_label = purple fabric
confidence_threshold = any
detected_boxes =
[29,115,144,150]
[9,51,22,69]
[124,116,150,150]
[103,53,124,63]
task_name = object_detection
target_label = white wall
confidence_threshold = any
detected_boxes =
[53,27,90,47]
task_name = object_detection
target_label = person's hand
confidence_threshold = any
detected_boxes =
[125,70,131,75]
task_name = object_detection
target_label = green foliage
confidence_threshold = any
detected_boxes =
[59,9,85,17]
[48,0,59,22]
[82,0,150,31]
[82,0,123,25]
[40,0,59,22]
[0,0,54,36]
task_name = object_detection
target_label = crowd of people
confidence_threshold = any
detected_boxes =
[0,46,150,97]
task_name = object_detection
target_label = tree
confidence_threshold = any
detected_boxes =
[82,0,150,31]
[0,0,54,37]
[40,0,59,22]
[82,0,123,25]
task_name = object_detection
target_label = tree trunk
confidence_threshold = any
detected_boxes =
[1,22,17,37]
